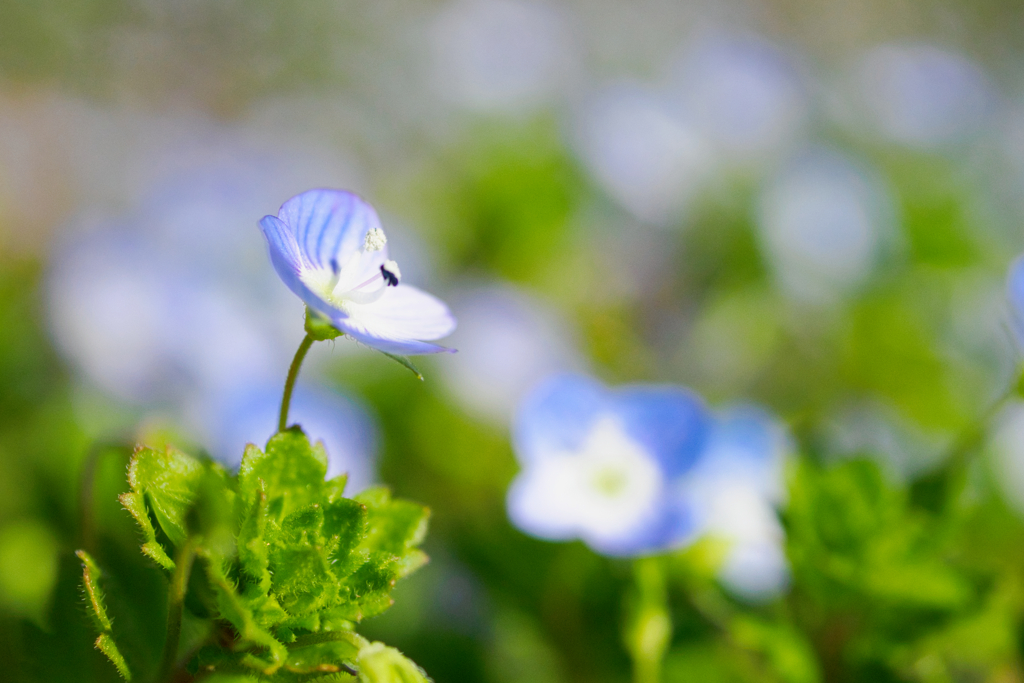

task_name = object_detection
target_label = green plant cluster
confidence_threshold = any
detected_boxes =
[78,427,431,683]
[647,453,1024,683]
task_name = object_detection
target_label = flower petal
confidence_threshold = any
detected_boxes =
[332,285,457,355]
[278,189,381,269]
[512,373,606,465]
[259,215,348,319]
[611,386,711,478]
[695,405,788,499]
[506,465,580,542]
[1008,253,1024,345]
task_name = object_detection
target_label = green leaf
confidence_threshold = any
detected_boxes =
[270,505,335,615]
[342,557,399,621]
[118,491,175,571]
[356,642,432,683]
[284,631,363,676]
[203,552,288,674]
[355,488,429,561]
[375,351,423,381]
[77,550,132,681]
[104,430,430,679]
[324,498,369,579]
[730,617,820,683]
[126,445,205,547]
[239,430,328,519]
[237,482,272,595]
[95,633,132,681]
[77,549,112,632]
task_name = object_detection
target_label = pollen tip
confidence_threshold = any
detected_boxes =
[330,258,340,275]
[364,227,387,252]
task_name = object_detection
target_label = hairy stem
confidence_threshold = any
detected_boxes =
[279,333,315,432]
[159,540,196,683]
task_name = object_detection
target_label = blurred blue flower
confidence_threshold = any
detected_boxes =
[676,406,790,599]
[507,375,791,596]
[197,380,378,492]
[1007,254,1024,347]
[260,189,457,355]
[853,43,994,148]
[757,148,896,303]
[672,33,808,160]
[431,0,576,113]
[507,373,711,556]
[575,84,711,224]
[48,227,283,405]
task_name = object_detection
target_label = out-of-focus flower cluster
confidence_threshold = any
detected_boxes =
[507,373,789,599]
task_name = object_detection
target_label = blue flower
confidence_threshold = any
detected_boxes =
[677,406,790,599]
[1007,254,1024,346]
[506,373,711,556]
[506,373,791,595]
[260,189,457,354]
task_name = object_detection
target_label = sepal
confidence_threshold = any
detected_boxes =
[376,351,424,381]
[305,307,344,341]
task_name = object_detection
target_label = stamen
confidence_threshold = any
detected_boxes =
[364,227,387,252]
[380,260,401,287]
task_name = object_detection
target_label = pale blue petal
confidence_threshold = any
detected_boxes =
[259,214,304,272]
[259,215,347,319]
[339,327,455,355]
[705,405,781,469]
[505,470,580,542]
[330,285,457,355]
[689,405,787,501]
[512,373,606,465]
[278,189,380,269]
[611,386,711,479]
[1008,253,1024,345]
[586,499,696,557]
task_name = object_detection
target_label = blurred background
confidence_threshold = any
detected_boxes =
[5,1,1024,681]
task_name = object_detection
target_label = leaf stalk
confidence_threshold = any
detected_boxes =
[158,539,196,683]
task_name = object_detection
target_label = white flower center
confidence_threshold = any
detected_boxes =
[544,417,664,540]
[299,230,401,311]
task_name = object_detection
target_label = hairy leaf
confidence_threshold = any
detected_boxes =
[77,550,132,680]
[127,445,205,546]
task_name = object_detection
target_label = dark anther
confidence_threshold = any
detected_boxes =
[380,264,399,286]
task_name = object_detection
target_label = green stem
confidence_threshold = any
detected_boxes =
[626,558,671,683]
[911,375,1021,512]
[159,540,196,683]
[278,333,315,432]
[943,383,1017,470]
